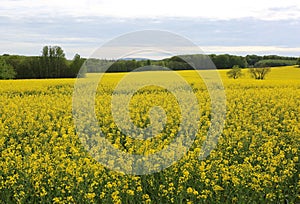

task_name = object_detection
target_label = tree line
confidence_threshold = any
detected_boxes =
[168,54,298,69]
[0,46,85,79]
[0,46,299,79]
[85,54,298,73]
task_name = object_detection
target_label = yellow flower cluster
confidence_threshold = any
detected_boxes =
[0,67,299,203]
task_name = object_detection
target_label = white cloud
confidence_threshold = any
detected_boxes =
[1,0,300,20]
[1,2,300,58]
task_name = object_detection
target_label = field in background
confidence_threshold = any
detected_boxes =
[0,66,299,203]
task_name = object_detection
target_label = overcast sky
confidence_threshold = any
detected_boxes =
[1,0,300,58]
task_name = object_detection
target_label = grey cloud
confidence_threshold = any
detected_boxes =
[1,15,300,58]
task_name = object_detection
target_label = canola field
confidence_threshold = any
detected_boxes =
[0,66,299,203]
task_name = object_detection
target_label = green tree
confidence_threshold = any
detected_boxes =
[0,58,16,79]
[41,45,67,78]
[246,55,263,67]
[227,65,243,79]
[52,46,66,77]
[70,54,85,77]
[146,59,151,66]
[212,54,230,68]
[41,46,50,77]
[228,55,248,68]
[297,57,300,67]
[249,67,271,80]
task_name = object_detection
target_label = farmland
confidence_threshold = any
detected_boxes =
[0,66,299,203]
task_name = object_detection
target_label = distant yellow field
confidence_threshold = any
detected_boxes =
[0,66,299,203]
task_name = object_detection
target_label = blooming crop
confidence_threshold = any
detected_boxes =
[0,67,299,203]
